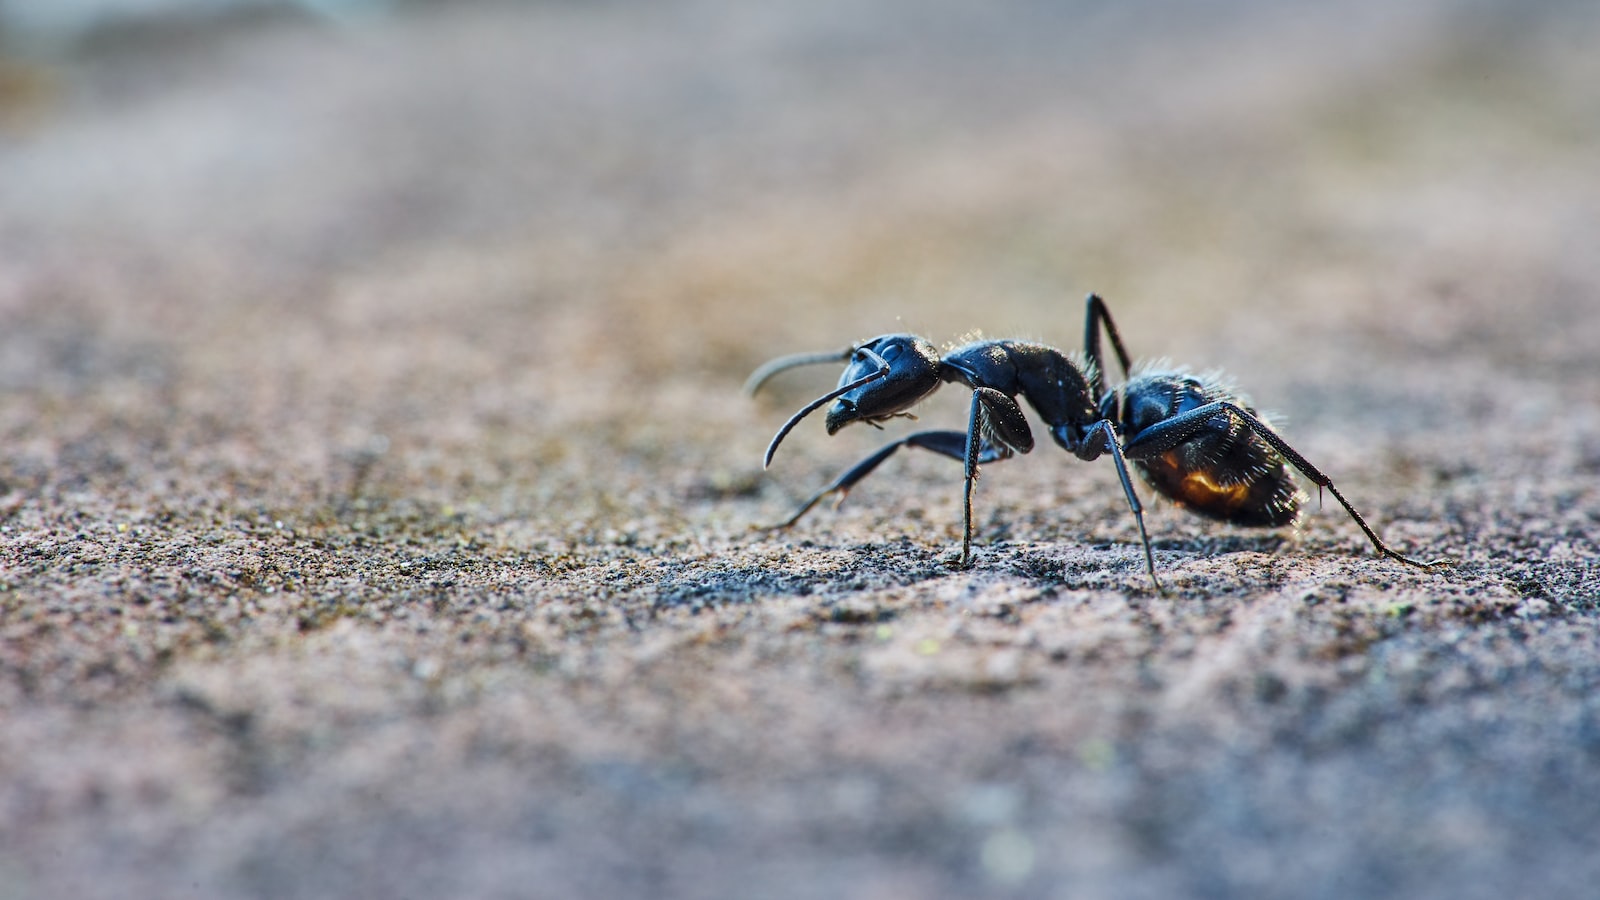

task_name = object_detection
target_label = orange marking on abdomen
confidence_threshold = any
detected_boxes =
[1161,451,1252,513]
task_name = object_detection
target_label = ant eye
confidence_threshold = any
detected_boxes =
[880,344,903,362]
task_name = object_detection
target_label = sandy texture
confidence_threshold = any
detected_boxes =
[3,2,1599,897]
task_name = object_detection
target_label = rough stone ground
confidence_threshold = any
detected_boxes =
[2,1,1599,898]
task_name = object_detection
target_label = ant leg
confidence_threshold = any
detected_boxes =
[962,395,982,565]
[764,430,1010,530]
[1123,402,1447,569]
[961,388,1035,566]
[1083,294,1135,397]
[1072,420,1163,592]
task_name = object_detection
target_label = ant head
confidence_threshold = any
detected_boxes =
[758,333,943,469]
[825,335,942,434]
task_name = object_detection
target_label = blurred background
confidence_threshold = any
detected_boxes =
[3,1,1598,897]
[4,0,1594,526]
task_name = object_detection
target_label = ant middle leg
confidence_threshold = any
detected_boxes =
[1082,294,1135,396]
[1067,418,1163,592]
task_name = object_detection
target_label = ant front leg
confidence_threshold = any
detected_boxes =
[960,388,1034,567]
[1123,401,1447,569]
[764,430,1012,530]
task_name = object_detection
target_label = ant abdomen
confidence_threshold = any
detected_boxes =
[1113,372,1305,528]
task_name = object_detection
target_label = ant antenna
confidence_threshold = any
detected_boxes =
[743,347,855,397]
[763,348,891,468]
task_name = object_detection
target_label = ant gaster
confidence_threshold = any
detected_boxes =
[746,294,1444,590]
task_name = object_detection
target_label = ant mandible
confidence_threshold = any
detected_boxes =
[746,294,1445,591]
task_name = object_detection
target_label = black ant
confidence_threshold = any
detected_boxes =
[746,294,1445,590]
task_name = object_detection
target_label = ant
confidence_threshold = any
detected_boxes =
[746,294,1445,590]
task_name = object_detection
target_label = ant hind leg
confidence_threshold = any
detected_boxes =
[1123,401,1449,570]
